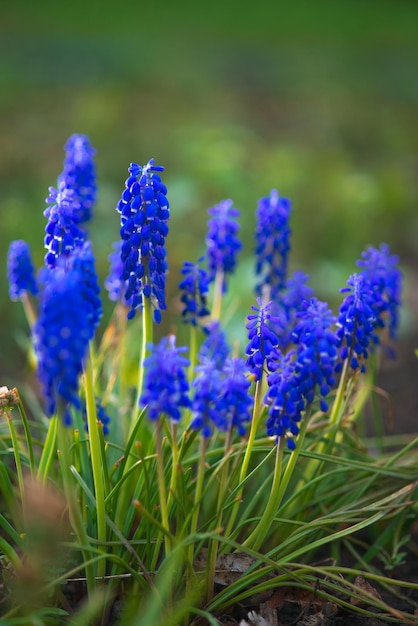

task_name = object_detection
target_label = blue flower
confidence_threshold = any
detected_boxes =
[336,273,380,373]
[33,265,92,420]
[67,242,103,340]
[255,189,292,300]
[59,134,97,224]
[206,199,242,291]
[116,159,170,323]
[245,299,280,381]
[44,181,86,268]
[198,320,230,369]
[219,357,253,436]
[140,336,190,422]
[104,241,129,305]
[356,244,402,340]
[7,240,38,301]
[190,358,225,437]
[190,357,252,437]
[264,350,305,449]
[179,257,211,326]
[273,271,314,350]
[292,298,337,411]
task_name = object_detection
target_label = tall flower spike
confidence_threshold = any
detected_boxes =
[59,134,97,224]
[219,357,253,436]
[179,257,211,326]
[198,320,230,369]
[245,299,280,382]
[255,189,292,300]
[67,242,103,340]
[33,265,93,422]
[140,336,190,422]
[206,199,242,291]
[190,358,225,437]
[273,271,314,351]
[104,241,129,305]
[336,273,380,373]
[7,240,38,301]
[292,298,338,412]
[264,350,305,450]
[356,243,402,340]
[116,159,170,323]
[44,181,85,268]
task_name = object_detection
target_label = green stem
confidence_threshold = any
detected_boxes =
[187,436,207,568]
[188,324,198,383]
[242,437,284,551]
[167,422,179,513]
[224,378,263,538]
[16,391,35,477]
[206,428,233,602]
[156,419,171,555]
[84,344,107,580]
[211,270,224,321]
[244,414,310,551]
[37,414,59,483]
[57,419,96,594]
[4,410,26,512]
[21,292,37,328]
[131,296,153,433]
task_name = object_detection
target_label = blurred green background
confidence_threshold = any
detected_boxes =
[2,0,418,384]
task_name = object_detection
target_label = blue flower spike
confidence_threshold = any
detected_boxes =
[255,189,292,300]
[116,159,170,323]
[245,298,280,382]
[179,257,211,327]
[59,134,97,224]
[140,335,190,422]
[292,298,338,412]
[206,198,242,292]
[264,350,305,450]
[7,240,38,301]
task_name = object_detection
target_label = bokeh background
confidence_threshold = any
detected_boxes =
[2,0,418,424]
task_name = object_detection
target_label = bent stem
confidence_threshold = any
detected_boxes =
[84,344,107,581]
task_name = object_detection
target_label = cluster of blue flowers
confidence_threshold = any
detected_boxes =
[6,133,403,450]
[115,159,170,323]
[44,134,97,268]
[7,240,38,301]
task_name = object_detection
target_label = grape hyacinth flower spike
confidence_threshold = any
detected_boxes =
[105,241,129,306]
[59,134,97,224]
[116,159,170,323]
[206,198,242,318]
[264,350,305,450]
[7,240,38,302]
[34,264,96,422]
[291,298,338,412]
[356,243,402,340]
[245,298,280,382]
[255,189,292,300]
[140,336,190,422]
[44,181,86,268]
[336,273,380,373]
[179,257,211,327]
